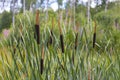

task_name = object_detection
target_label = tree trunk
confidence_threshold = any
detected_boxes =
[105,0,108,13]
[12,0,15,28]
[73,0,76,29]
[87,0,90,26]
[46,0,49,22]
[23,0,25,15]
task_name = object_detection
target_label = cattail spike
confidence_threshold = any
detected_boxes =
[93,33,96,48]
[35,10,40,44]
[40,59,43,74]
[41,46,44,74]
[35,25,40,44]
[93,21,96,48]
[60,34,64,53]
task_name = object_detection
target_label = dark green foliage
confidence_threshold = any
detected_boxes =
[0,11,12,31]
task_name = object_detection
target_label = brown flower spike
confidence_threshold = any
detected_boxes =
[35,10,40,44]
[93,21,96,48]
[58,18,64,53]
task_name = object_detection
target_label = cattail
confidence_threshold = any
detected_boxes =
[40,46,44,74]
[58,18,64,53]
[35,10,40,44]
[60,35,64,53]
[93,21,96,48]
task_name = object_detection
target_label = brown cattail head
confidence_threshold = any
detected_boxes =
[40,59,43,74]
[35,25,40,44]
[35,10,40,44]
[60,34,64,53]
[36,10,39,25]
[93,21,96,48]
[41,46,44,74]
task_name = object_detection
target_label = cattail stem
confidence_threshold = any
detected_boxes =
[35,10,40,44]
[58,18,62,34]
